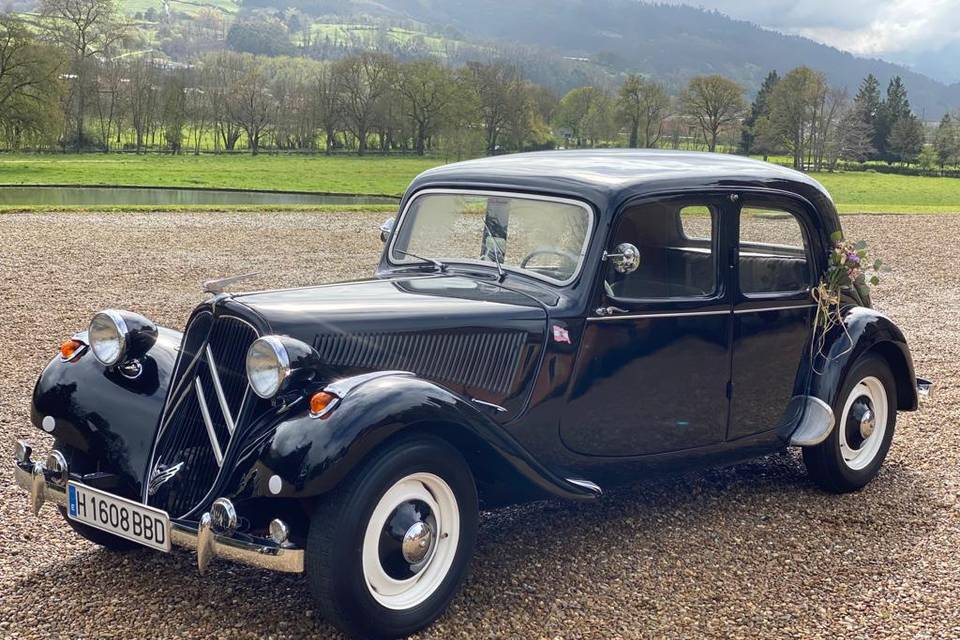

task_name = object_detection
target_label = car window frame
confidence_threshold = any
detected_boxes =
[599,193,729,307]
[386,187,596,288]
[735,195,817,301]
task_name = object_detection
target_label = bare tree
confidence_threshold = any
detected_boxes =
[0,14,62,145]
[124,57,157,152]
[313,63,341,154]
[460,61,525,156]
[40,0,124,149]
[618,74,671,148]
[679,75,745,152]
[397,59,453,156]
[333,52,394,155]
[228,53,274,155]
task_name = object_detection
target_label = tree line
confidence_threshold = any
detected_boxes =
[2,0,960,172]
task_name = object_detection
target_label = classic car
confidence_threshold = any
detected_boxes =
[15,150,931,639]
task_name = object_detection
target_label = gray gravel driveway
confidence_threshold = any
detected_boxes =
[0,211,957,639]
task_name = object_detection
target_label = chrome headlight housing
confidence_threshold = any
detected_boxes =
[246,335,322,399]
[88,309,157,367]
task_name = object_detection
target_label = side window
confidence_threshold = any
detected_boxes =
[606,201,717,300]
[738,207,811,295]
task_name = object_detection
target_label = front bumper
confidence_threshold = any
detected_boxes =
[13,442,304,574]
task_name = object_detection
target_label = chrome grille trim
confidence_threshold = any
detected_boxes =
[204,344,236,434]
[194,378,224,466]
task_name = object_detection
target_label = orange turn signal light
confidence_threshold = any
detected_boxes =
[309,391,338,417]
[59,339,84,360]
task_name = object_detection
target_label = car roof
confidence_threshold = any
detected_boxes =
[406,149,837,225]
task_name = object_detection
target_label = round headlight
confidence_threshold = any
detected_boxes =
[246,336,291,399]
[88,310,128,366]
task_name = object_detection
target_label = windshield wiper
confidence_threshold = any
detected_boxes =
[394,249,446,272]
[482,219,506,281]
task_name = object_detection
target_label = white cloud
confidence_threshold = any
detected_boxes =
[662,0,960,57]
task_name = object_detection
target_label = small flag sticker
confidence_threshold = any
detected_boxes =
[552,325,571,344]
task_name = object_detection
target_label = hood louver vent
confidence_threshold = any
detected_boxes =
[314,330,526,395]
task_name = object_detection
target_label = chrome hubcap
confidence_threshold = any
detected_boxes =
[859,408,876,439]
[402,521,435,565]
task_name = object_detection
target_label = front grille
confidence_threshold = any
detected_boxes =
[147,313,259,517]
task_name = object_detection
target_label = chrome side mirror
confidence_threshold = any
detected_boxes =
[603,243,640,274]
[379,217,396,243]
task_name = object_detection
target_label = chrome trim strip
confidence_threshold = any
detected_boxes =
[204,345,235,434]
[565,478,602,495]
[13,465,303,573]
[471,398,508,412]
[588,309,730,321]
[588,303,816,322]
[194,379,224,466]
[387,187,596,287]
[734,303,815,314]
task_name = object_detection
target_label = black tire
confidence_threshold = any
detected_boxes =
[803,353,897,493]
[57,506,142,551]
[306,434,479,639]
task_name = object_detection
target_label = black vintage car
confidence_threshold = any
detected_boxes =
[15,150,930,639]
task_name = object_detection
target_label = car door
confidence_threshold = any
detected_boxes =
[728,194,818,440]
[560,194,733,457]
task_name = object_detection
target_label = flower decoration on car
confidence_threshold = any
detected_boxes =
[811,231,885,370]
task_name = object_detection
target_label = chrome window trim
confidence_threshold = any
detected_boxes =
[587,303,815,322]
[387,188,596,287]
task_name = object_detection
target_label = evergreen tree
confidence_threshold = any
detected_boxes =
[853,74,882,159]
[876,76,911,160]
[739,70,778,156]
[888,114,924,164]
[933,113,958,168]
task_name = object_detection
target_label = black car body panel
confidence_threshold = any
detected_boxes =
[27,150,921,532]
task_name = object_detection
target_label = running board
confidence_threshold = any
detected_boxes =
[788,396,836,447]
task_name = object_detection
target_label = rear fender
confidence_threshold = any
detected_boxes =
[808,306,918,412]
[221,372,598,504]
[29,328,181,499]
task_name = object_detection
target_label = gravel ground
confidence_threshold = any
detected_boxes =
[0,211,957,639]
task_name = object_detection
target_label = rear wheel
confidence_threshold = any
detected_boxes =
[306,435,478,639]
[803,354,897,493]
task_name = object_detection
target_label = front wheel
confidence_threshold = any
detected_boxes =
[803,353,897,493]
[306,435,478,639]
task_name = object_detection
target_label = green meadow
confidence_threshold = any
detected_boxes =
[1,153,959,213]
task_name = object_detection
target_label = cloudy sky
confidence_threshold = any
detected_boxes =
[663,0,960,82]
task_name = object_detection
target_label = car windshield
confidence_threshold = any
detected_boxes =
[390,191,593,285]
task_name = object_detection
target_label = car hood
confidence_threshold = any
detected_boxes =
[228,275,548,411]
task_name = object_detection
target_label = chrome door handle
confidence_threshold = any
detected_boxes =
[595,305,628,316]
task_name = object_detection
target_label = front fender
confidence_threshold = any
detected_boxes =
[29,327,181,499]
[808,306,918,412]
[220,373,597,503]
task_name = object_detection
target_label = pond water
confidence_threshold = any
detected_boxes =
[0,185,400,207]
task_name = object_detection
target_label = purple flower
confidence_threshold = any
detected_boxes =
[847,253,860,264]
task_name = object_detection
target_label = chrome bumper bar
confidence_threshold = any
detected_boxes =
[13,442,303,574]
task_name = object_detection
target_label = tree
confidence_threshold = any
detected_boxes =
[228,54,275,155]
[765,66,842,171]
[833,102,875,163]
[933,113,958,168]
[160,73,187,153]
[888,114,924,165]
[124,57,158,152]
[876,76,912,161]
[313,63,341,154]
[397,59,454,156]
[40,0,123,150]
[554,86,608,147]
[853,74,882,159]
[460,61,525,156]
[226,15,293,57]
[0,14,62,147]
[679,75,745,152]
[618,74,670,148]
[739,70,778,156]
[333,52,394,155]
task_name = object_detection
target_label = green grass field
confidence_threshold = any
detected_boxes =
[1,153,959,213]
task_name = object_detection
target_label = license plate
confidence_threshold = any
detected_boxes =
[67,482,171,552]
